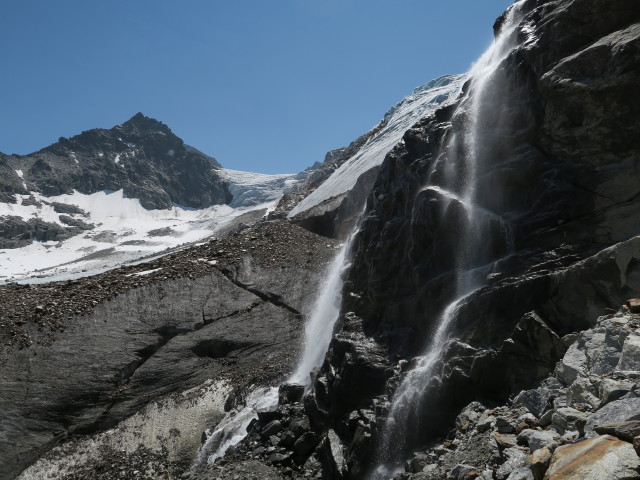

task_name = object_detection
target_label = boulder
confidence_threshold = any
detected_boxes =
[496,447,528,480]
[317,430,346,479]
[279,383,305,404]
[585,398,640,434]
[530,447,552,480]
[544,435,640,479]
[599,378,635,405]
[449,464,482,480]
[260,420,283,439]
[507,468,534,480]
[595,420,640,443]
[517,429,561,452]
[566,376,600,409]
[293,431,320,458]
[617,332,640,372]
[551,407,589,435]
[442,432,501,472]
[625,299,640,313]
[555,343,587,386]
[514,389,553,418]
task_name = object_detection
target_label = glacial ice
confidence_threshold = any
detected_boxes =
[288,74,465,218]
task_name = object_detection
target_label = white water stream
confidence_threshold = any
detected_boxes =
[371,3,526,477]
[289,230,358,386]
[191,227,359,468]
[191,386,279,468]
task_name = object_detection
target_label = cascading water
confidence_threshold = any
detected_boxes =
[289,228,359,386]
[371,3,526,477]
[190,386,279,469]
[190,226,359,469]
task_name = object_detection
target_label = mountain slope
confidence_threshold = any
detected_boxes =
[0,113,230,210]
[0,114,305,284]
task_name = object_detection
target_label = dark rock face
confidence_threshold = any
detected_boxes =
[0,113,230,210]
[305,0,640,476]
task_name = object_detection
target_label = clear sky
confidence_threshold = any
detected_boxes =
[1,1,512,174]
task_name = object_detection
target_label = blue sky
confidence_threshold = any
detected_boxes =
[1,1,511,173]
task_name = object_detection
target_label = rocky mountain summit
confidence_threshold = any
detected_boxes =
[0,112,230,210]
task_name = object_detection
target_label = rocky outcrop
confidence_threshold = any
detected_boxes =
[186,305,640,480]
[0,221,338,480]
[0,215,89,248]
[270,122,384,237]
[390,306,640,480]
[0,113,231,210]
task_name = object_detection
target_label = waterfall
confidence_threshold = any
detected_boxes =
[371,3,526,477]
[289,227,359,386]
[190,225,360,469]
[190,386,279,469]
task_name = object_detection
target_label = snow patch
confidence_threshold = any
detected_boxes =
[114,154,121,164]
[127,268,162,277]
[0,189,281,284]
[15,169,27,189]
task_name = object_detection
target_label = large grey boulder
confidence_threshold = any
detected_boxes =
[585,398,640,435]
[517,429,560,452]
[544,435,640,480]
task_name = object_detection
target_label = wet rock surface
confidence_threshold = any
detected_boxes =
[389,307,640,480]
[0,221,338,480]
[302,0,640,476]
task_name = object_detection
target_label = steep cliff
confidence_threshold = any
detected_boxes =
[309,0,640,477]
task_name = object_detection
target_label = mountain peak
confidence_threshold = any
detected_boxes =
[119,112,171,134]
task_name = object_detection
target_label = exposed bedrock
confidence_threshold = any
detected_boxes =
[0,223,337,480]
[309,0,640,477]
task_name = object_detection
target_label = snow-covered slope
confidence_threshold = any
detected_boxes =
[0,186,287,284]
[288,75,466,218]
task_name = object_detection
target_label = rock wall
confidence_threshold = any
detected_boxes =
[308,0,640,477]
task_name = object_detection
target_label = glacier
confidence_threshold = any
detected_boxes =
[288,75,466,218]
